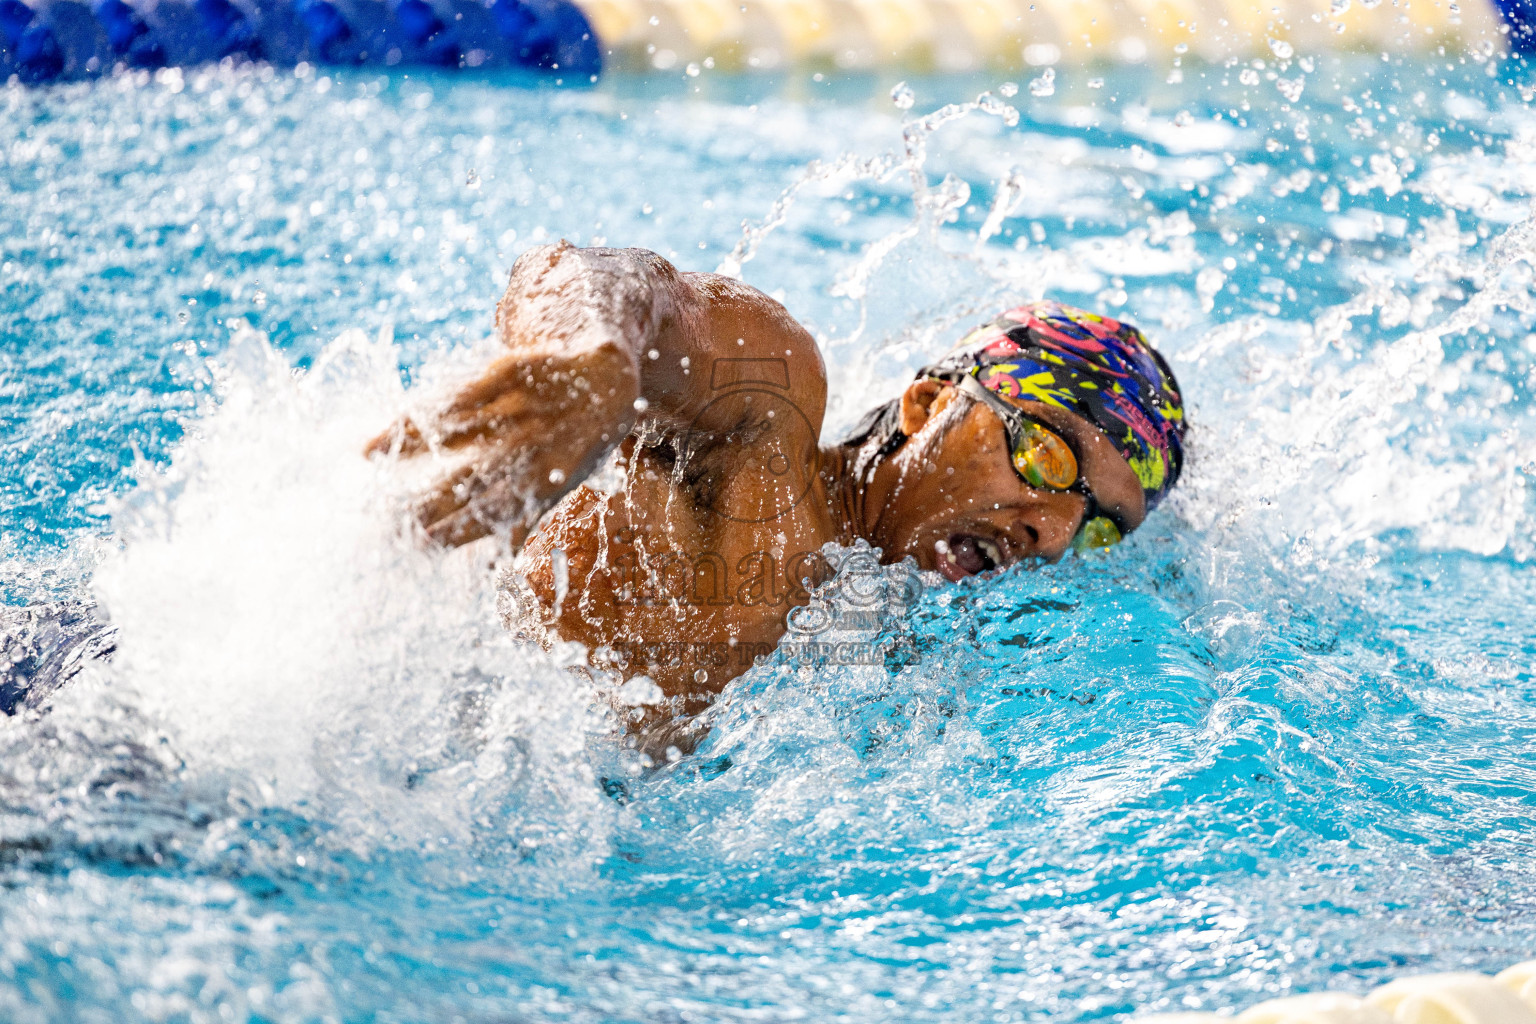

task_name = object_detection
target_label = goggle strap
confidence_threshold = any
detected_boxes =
[952,372,998,407]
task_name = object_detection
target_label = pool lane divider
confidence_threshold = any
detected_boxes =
[0,0,1529,80]
[585,0,1518,71]
[1502,0,1536,48]
[0,0,600,80]
[1131,958,1536,1024]
[0,0,1531,78]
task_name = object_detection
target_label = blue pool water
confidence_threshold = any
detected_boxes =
[4,53,1536,1022]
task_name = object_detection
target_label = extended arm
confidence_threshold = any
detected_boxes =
[367,243,824,547]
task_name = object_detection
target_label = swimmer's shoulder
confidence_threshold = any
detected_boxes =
[675,269,827,425]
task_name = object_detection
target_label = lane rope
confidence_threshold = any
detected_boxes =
[0,0,1525,79]
[1130,959,1536,1024]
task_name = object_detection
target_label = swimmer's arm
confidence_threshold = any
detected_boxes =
[366,243,824,548]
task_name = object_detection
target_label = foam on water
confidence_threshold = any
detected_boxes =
[5,325,615,881]
[91,325,592,827]
[3,54,1536,1022]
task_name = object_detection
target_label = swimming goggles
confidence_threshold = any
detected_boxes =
[946,373,1126,552]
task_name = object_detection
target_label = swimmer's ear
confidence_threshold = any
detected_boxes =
[898,378,948,436]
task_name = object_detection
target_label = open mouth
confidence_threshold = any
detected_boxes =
[935,533,1005,581]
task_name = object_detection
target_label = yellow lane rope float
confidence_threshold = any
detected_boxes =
[1129,959,1536,1024]
[586,0,1518,71]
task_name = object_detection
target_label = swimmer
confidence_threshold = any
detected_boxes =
[367,243,1185,742]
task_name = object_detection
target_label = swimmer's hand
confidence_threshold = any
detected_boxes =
[366,242,659,549]
[365,342,638,548]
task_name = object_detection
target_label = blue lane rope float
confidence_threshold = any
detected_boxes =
[0,0,599,79]
[1498,0,1536,50]
[0,0,1527,80]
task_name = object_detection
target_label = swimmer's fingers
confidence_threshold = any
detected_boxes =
[365,416,428,458]
[384,346,635,548]
[430,391,541,452]
[365,396,537,460]
[368,363,562,459]
[370,346,635,466]
[415,463,505,547]
[431,347,640,454]
[423,507,532,550]
[413,464,477,531]
[367,406,550,472]
[413,458,555,550]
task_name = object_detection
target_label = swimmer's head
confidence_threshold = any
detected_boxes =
[843,302,1186,580]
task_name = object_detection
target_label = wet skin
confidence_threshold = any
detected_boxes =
[367,244,1146,728]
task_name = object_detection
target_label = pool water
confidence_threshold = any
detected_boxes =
[4,52,1536,1022]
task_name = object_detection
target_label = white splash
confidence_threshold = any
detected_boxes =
[88,323,612,858]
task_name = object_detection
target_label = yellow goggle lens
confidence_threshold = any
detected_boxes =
[1011,422,1079,490]
[1074,516,1123,552]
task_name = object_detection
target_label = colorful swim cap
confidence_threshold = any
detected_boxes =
[921,301,1186,509]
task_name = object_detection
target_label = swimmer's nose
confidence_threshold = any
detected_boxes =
[1011,505,1079,563]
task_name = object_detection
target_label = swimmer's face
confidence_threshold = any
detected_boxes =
[880,379,1147,581]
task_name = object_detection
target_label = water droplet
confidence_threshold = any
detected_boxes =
[548,468,567,485]
[176,310,189,324]
[252,289,267,308]
[978,92,1020,126]
[647,14,659,24]
[1173,110,1193,127]
[1330,0,1350,12]
[998,81,1018,97]
[1268,37,1294,59]
[1029,67,1055,97]
[1087,77,1104,89]
[1196,266,1225,312]
[641,203,653,215]
[890,81,914,109]
[1240,68,1260,86]
[685,62,701,77]
[465,168,480,189]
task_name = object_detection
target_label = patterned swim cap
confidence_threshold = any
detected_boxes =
[921,301,1187,510]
